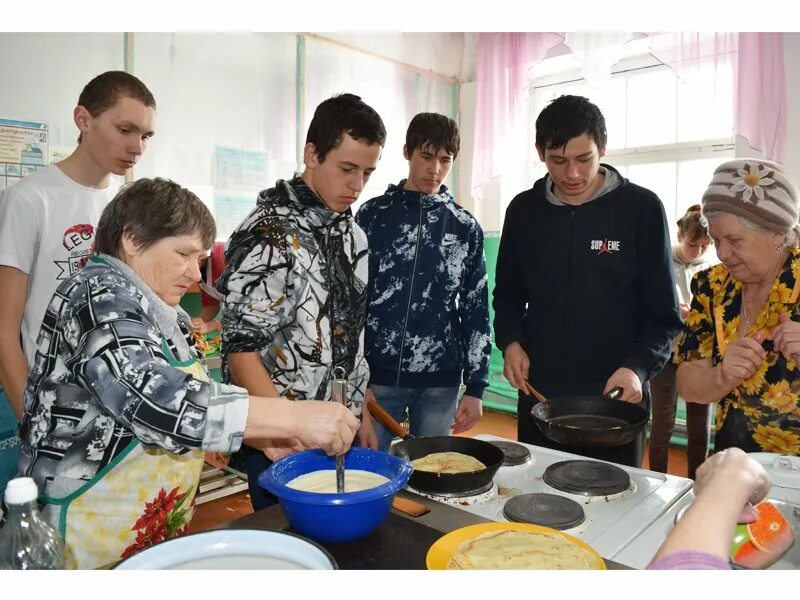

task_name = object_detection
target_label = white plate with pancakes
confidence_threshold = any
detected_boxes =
[426,522,606,570]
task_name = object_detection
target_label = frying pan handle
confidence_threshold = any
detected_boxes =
[605,386,624,400]
[366,397,410,440]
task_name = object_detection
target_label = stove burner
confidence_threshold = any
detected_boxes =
[543,460,630,496]
[503,493,586,530]
[407,482,498,507]
[407,480,494,499]
[488,441,532,466]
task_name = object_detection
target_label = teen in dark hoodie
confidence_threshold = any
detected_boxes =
[356,113,492,451]
[493,95,683,467]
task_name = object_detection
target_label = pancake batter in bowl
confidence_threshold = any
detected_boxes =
[286,469,390,493]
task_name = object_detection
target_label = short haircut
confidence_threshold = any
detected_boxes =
[535,94,607,151]
[405,112,460,159]
[677,204,710,242]
[305,93,386,163]
[94,178,216,258]
[77,71,156,143]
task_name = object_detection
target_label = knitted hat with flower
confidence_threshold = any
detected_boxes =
[701,159,800,234]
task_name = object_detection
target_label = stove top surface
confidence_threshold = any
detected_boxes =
[543,459,631,496]
[502,492,586,529]
[440,434,694,558]
[488,440,532,466]
[407,481,497,503]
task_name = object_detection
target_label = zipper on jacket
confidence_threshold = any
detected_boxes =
[395,200,424,385]
[324,218,340,396]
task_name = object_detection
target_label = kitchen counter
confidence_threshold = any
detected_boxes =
[221,489,632,570]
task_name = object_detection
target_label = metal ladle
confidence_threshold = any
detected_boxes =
[331,366,347,493]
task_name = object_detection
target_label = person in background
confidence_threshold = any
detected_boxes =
[0,71,156,499]
[649,205,715,479]
[493,94,683,467]
[648,447,772,569]
[190,241,226,334]
[16,178,358,569]
[187,240,228,469]
[676,159,800,456]
[217,93,384,510]
[355,113,491,450]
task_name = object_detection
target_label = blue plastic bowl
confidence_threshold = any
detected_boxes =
[258,447,413,544]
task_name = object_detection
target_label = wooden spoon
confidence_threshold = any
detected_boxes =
[523,381,549,405]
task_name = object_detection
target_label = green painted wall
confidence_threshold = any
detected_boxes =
[483,232,518,413]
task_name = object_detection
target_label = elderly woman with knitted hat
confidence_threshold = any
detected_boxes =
[675,159,800,455]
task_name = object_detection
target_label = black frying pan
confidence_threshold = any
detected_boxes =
[367,398,504,495]
[529,387,649,448]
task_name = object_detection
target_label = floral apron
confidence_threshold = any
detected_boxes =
[41,341,207,569]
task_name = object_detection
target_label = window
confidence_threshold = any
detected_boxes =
[521,42,735,242]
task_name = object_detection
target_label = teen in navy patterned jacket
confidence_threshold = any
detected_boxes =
[355,113,492,450]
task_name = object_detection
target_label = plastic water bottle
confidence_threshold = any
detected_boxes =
[0,477,64,569]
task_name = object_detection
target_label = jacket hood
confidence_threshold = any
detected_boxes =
[385,179,453,205]
[538,163,627,206]
[257,176,350,228]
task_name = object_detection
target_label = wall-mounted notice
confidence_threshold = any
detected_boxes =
[213,146,270,190]
[214,193,258,241]
[0,118,48,189]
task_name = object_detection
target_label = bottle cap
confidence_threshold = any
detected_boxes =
[4,477,38,505]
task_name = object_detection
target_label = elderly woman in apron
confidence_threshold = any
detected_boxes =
[16,178,359,569]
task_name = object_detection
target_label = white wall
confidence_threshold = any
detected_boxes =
[314,33,464,80]
[457,81,478,217]
[0,31,468,234]
[133,33,297,185]
[0,33,124,151]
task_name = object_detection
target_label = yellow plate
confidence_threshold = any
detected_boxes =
[426,522,606,570]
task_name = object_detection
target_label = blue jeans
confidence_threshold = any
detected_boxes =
[370,385,461,451]
[0,386,20,499]
[233,444,280,512]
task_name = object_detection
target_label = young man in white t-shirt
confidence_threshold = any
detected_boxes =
[0,71,157,423]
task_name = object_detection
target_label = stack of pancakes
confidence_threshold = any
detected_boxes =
[447,530,599,570]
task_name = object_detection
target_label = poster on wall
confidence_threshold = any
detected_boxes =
[0,118,48,190]
[212,146,270,240]
[213,146,270,190]
[214,194,260,240]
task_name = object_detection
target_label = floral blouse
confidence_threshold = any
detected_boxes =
[674,247,800,455]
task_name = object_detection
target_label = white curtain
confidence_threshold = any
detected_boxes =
[564,32,635,89]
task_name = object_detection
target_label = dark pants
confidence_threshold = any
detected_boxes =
[517,391,647,468]
[714,408,762,453]
[648,361,711,479]
[237,444,280,511]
